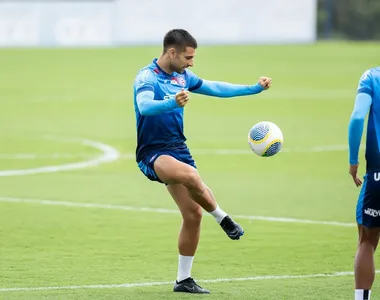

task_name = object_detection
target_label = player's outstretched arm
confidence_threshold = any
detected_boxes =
[190,77,271,98]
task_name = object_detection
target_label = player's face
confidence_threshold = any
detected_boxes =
[170,47,195,73]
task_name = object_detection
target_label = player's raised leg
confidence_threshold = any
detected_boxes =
[354,225,380,300]
[154,154,244,240]
[167,183,210,294]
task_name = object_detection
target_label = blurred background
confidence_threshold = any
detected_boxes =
[0,0,379,47]
[0,1,379,299]
[318,0,380,40]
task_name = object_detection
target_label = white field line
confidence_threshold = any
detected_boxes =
[0,139,120,176]
[0,270,376,292]
[0,196,356,227]
[0,144,362,161]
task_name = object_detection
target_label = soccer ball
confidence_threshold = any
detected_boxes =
[248,121,283,157]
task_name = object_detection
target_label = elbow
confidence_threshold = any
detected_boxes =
[138,104,155,116]
[139,108,150,116]
[348,115,365,134]
[350,109,367,123]
[211,91,234,98]
[350,114,365,124]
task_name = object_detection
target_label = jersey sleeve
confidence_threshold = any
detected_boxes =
[186,69,203,92]
[185,69,265,97]
[348,93,372,165]
[135,69,156,95]
[348,69,374,165]
[357,69,373,96]
[190,80,264,97]
[136,90,179,116]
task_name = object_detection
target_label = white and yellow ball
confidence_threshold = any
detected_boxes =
[248,121,283,157]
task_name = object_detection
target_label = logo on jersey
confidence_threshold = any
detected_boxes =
[178,77,186,86]
[170,76,186,87]
[163,94,176,100]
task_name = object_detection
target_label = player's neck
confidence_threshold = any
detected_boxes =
[156,55,174,75]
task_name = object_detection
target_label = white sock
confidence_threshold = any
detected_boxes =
[177,255,194,282]
[209,205,227,223]
[355,289,371,300]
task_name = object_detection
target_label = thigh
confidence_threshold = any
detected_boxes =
[154,154,199,185]
[137,151,167,183]
[357,172,380,228]
[167,183,202,219]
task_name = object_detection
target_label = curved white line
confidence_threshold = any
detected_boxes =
[0,139,120,176]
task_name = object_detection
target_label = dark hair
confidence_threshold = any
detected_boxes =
[163,29,197,52]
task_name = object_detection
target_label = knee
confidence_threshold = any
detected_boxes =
[184,170,202,190]
[182,206,203,225]
[358,227,380,247]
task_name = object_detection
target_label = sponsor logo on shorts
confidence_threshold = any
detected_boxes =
[364,208,380,217]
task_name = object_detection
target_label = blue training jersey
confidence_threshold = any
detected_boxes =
[349,67,380,171]
[133,58,203,162]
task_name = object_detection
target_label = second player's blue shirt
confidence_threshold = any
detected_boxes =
[349,67,380,171]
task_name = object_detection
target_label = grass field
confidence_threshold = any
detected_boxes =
[0,42,379,299]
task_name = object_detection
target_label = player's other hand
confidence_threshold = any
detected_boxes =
[175,88,189,107]
[258,77,272,90]
[349,164,362,187]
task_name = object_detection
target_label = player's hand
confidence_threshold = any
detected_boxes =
[175,89,189,107]
[349,164,362,187]
[258,77,272,90]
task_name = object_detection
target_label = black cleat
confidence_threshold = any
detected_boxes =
[220,215,244,240]
[173,277,210,294]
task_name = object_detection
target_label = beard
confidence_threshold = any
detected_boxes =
[170,62,185,74]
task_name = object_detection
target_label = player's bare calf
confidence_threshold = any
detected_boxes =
[154,154,244,240]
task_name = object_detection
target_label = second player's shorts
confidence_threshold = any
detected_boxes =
[357,170,380,228]
[137,143,196,184]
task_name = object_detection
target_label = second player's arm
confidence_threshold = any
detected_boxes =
[348,92,373,165]
[190,79,265,98]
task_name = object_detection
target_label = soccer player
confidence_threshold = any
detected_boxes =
[348,67,380,300]
[133,29,272,294]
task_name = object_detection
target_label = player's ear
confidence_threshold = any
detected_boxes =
[168,48,176,59]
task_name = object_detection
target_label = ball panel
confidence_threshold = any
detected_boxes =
[249,122,270,143]
[263,140,282,157]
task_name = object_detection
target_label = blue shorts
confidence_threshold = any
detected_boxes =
[357,171,380,228]
[137,144,196,184]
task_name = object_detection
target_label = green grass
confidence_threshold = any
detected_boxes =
[0,41,379,299]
